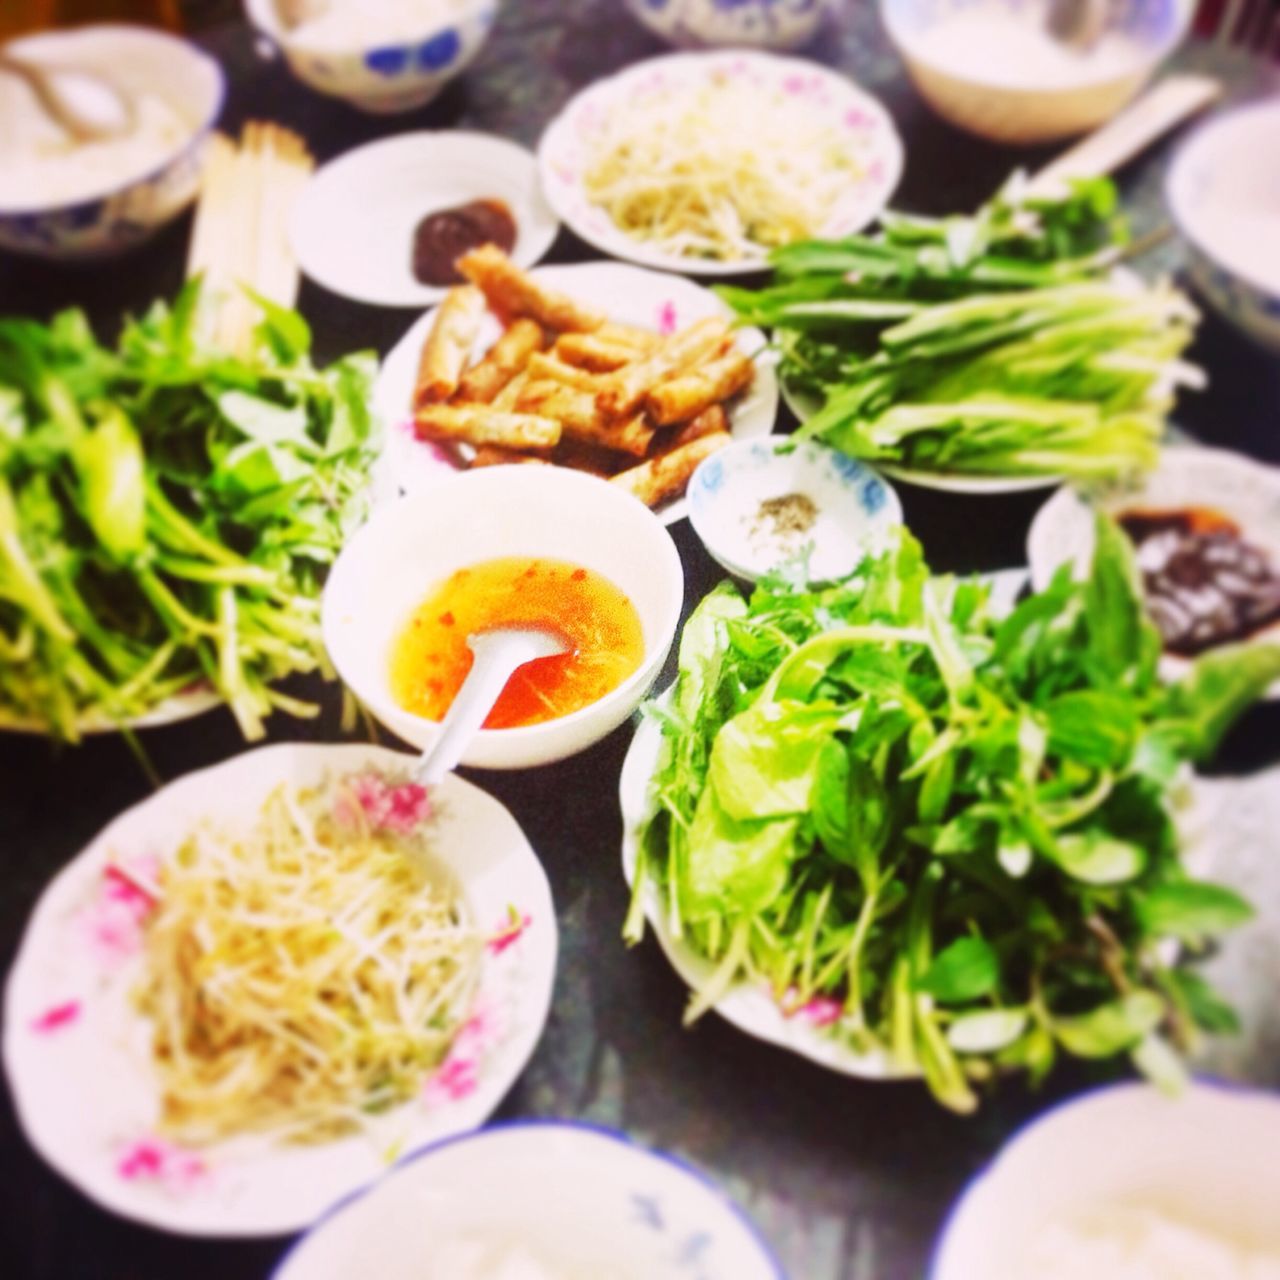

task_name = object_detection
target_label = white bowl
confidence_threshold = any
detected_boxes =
[244,0,500,114]
[274,1121,782,1280]
[687,436,902,583]
[1166,99,1280,353]
[0,26,224,259]
[622,0,836,49]
[881,0,1191,144]
[931,1081,1280,1279]
[1027,444,1280,696]
[323,467,685,769]
[3,741,558,1236]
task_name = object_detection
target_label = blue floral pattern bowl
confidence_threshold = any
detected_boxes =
[623,0,835,50]
[244,0,501,114]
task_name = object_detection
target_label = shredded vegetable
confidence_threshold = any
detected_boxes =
[134,772,481,1146]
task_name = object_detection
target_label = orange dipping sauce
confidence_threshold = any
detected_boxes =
[390,557,645,730]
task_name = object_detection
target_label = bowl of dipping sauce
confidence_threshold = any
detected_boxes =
[687,436,902,583]
[1028,444,1280,694]
[244,0,501,115]
[0,25,224,259]
[931,1082,1280,1280]
[1166,99,1280,353]
[880,0,1191,144]
[323,466,684,769]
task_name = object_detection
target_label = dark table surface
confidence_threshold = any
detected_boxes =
[3,5,1280,1279]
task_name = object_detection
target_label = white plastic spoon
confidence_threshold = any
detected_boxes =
[0,51,135,143]
[413,626,570,787]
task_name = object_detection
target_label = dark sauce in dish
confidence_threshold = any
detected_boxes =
[1118,506,1280,656]
[412,199,517,286]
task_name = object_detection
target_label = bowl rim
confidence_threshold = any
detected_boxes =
[687,435,903,583]
[244,0,497,56]
[879,0,1193,94]
[1165,96,1280,301]
[270,1117,787,1280]
[322,467,685,751]
[927,1076,1280,1279]
[0,24,226,218]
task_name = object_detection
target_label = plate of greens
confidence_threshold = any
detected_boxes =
[723,174,1202,494]
[620,523,1280,1110]
[0,286,377,742]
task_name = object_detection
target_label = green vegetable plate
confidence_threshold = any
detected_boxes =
[0,689,221,738]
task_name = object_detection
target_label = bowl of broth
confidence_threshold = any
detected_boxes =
[323,467,684,769]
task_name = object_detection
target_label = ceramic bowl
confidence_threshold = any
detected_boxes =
[322,467,685,769]
[244,0,500,114]
[273,1121,782,1280]
[622,0,835,49]
[931,1081,1280,1279]
[0,26,224,259]
[687,436,902,583]
[1166,99,1280,353]
[880,0,1191,144]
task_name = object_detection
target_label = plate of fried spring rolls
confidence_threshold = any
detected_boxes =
[372,250,779,525]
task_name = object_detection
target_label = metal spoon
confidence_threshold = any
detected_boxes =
[413,626,570,787]
[0,51,135,143]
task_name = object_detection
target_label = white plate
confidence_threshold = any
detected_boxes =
[537,50,903,277]
[373,261,780,525]
[3,742,557,1237]
[291,132,559,308]
[781,380,1062,495]
[0,688,222,737]
[1027,443,1280,697]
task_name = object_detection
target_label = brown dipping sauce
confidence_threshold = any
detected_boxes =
[412,199,516,286]
[1118,506,1280,656]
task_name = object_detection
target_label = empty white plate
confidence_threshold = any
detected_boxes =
[291,132,559,308]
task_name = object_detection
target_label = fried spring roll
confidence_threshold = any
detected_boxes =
[413,286,486,408]
[597,318,731,418]
[552,333,640,372]
[455,319,544,404]
[516,382,655,457]
[526,351,607,394]
[470,445,551,468]
[492,368,531,412]
[416,404,561,451]
[596,321,660,351]
[457,245,605,333]
[610,431,732,507]
[646,349,754,426]
[658,403,729,453]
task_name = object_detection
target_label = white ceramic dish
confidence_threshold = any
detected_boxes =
[1027,444,1280,696]
[274,1121,783,1280]
[290,131,557,308]
[0,26,224,259]
[780,381,1061,495]
[372,260,780,525]
[323,466,684,768]
[931,1081,1280,1279]
[243,0,500,114]
[537,50,903,276]
[1166,99,1280,353]
[623,0,836,49]
[881,0,1191,144]
[687,436,902,582]
[2,741,556,1237]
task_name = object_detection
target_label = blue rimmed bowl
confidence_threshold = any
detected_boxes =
[622,0,837,49]
[930,1081,1280,1279]
[272,1120,784,1280]
[0,26,224,260]
[244,0,501,114]
[688,436,902,584]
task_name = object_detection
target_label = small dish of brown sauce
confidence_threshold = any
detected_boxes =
[413,199,517,287]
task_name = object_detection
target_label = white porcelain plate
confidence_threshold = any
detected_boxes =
[291,132,559,308]
[373,260,780,525]
[3,741,557,1236]
[537,50,903,277]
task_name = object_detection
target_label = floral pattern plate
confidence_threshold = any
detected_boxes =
[536,50,904,276]
[372,260,780,525]
[2,742,557,1236]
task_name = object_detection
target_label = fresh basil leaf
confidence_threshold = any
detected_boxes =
[1165,969,1240,1035]
[1054,991,1164,1057]
[216,390,317,453]
[72,408,145,560]
[1082,513,1158,686]
[947,1008,1028,1053]
[1160,644,1280,762]
[1051,830,1145,884]
[1046,689,1137,769]
[811,739,888,885]
[1138,881,1254,941]
[1131,1031,1187,1095]
[916,936,999,1004]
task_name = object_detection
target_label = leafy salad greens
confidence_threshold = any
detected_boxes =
[720,176,1200,481]
[626,520,1280,1111]
[0,283,376,741]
